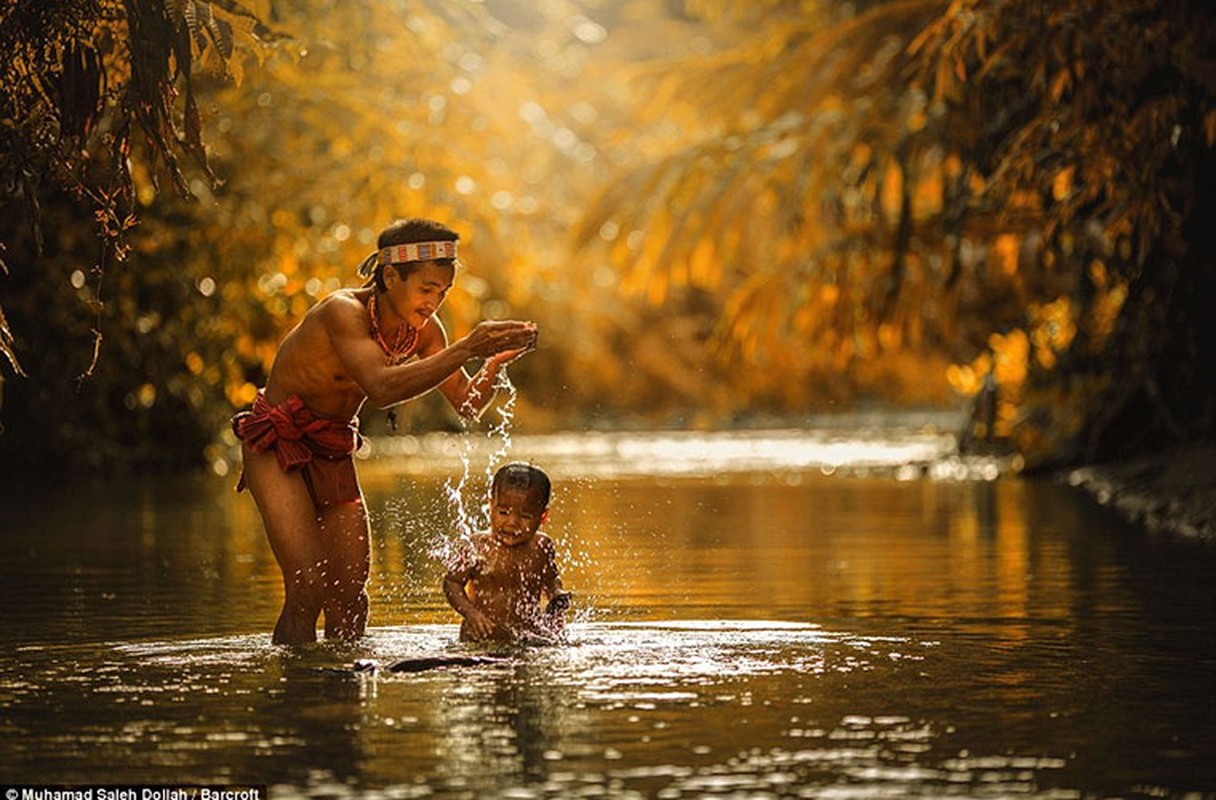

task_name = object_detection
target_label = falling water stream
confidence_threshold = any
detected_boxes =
[431,369,519,568]
[2,411,1214,798]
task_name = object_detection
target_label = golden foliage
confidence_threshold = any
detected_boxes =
[574,0,1216,461]
[4,0,1215,471]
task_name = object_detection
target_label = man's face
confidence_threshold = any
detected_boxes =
[390,261,455,329]
[489,486,546,547]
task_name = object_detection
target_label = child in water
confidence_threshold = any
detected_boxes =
[443,463,571,644]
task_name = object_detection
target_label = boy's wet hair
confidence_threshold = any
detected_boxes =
[491,462,551,508]
[372,218,459,291]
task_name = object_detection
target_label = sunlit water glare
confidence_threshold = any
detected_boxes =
[5,621,992,798]
[365,410,1010,482]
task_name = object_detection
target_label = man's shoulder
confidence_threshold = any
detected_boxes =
[309,289,366,326]
[316,288,365,311]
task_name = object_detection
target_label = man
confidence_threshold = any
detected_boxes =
[233,218,537,644]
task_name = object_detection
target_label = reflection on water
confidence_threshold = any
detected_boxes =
[2,428,1215,797]
[0,622,1032,796]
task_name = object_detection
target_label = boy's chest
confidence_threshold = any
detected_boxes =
[478,546,542,586]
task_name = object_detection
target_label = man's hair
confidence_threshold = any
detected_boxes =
[372,218,459,291]
[491,462,552,509]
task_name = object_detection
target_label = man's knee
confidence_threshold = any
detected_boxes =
[324,584,368,639]
[284,563,330,613]
[327,578,368,612]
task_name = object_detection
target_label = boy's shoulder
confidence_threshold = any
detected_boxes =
[465,530,498,554]
[446,533,489,573]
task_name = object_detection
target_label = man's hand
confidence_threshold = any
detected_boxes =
[488,345,534,369]
[461,320,538,360]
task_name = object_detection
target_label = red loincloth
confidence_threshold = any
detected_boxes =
[231,392,362,509]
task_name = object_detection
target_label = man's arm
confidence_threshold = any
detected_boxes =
[323,295,535,410]
[419,318,535,419]
[440,348,531,420]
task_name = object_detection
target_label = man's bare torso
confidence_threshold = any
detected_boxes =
[264,288,432,419]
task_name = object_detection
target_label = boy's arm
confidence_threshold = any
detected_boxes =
[443,560,496,639]
[441,572,476,617]
[539,536,571,618]
[323,296,535,411]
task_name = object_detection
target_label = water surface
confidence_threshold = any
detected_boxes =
[2,428,1214,798]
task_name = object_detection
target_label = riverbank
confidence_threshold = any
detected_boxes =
[1062,446,1216,541]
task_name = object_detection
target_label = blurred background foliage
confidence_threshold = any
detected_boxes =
[1,0,1213,474]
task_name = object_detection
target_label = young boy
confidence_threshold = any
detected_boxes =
[232,218,538,645]
[443,463,571,644]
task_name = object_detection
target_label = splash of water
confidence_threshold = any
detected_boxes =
[432,369,518,567]
[484,367,517,475]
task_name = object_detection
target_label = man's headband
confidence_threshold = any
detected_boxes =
[358,240,458,278]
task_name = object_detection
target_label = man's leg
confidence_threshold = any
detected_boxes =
[241,444,329,644]
[319,498,371,640]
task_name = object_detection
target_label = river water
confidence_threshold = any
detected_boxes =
[2,426,1214,798]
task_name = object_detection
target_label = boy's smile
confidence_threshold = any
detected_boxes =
[490,486,547,547]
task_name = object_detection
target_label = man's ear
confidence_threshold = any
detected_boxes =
[540,509,550,526]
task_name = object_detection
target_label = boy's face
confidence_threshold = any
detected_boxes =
[388,260,455,329]
[489,486,547,547]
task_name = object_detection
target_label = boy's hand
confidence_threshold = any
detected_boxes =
[465,607,497,640]
[545,591,571,617]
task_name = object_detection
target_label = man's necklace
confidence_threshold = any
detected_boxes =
[368,293,418,365]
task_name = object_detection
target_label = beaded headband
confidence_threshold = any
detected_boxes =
[357,240,459,277]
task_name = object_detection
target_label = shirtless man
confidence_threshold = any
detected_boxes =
[233,218,537,645]
[444,463,571,644]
